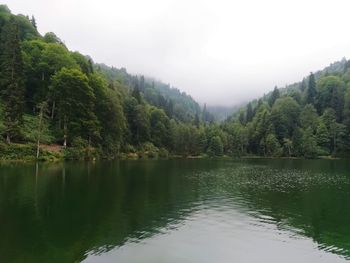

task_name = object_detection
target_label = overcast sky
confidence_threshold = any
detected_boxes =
[4,0,350,106]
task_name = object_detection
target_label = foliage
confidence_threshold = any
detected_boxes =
[207,136,223,157]
[0,5,350,161]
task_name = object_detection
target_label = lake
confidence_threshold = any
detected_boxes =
[0,159,350,263]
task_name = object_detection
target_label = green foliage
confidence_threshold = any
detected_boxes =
[22,113,52,144]
[268,86,280,107]
[1,6,350,161]
[0,142,36,160]
[300,104,319,132]
[64,137,98,160]
[223,60,350,158]
[316,76,345,120]
[300,127,318,158]
[90,73,125,156]
[306,72,317,105]
[225,122,247,156]
[207,136,223,157]
[270,97,300,141]
[139,142,159,159]
[316,121,330,155]
[282,138,293,156]
[149,107,170,147]
[265,133,282,157]
[0,17,25,142]
[43,32,63,44]
[51,68,99,144]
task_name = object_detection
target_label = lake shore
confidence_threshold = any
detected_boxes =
[0,143,343,164]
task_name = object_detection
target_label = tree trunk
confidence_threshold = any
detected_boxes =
[63,117,67,148]
[36,111,43,159]
[6,134,11,144]
[51,101,55,119]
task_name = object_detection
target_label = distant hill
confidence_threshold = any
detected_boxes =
[95,63,201,123]
[207,105,241,121]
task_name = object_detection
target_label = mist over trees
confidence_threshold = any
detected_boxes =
[223,63,350,158]
[0,4,350,159]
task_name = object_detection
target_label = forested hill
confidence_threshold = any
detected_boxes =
[0,5,218,161]
[95,63,201,123]
[1,4,350,160]
[225,57,350,157]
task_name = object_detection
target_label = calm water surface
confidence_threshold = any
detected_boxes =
[0,159,350,263]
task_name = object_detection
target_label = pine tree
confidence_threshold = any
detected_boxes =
[246,102,253,122]
[194,112,200,127]
[139,75,145,92]
[0,17,25,143]
[132,83,142,103]
[300,78,307,92]
[30,15,37,29]
[268,86,280,107]
[306,72,317,105]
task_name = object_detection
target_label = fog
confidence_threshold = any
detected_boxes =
[4,0,350,106]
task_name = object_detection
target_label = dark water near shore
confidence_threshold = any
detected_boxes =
[0,159,350,262]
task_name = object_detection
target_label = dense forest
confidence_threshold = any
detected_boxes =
[0,5,350,160]
[226,58,350,158]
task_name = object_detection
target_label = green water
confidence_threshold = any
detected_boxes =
[0,159,350,263]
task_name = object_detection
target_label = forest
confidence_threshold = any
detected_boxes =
[1,4,350,160]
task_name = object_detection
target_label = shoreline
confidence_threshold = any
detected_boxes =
[0,152,343,164]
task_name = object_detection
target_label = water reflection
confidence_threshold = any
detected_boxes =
[0,159,349,262]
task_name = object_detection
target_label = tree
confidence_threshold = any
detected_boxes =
[132,104,150,144]
[300,78,307,92]
[132,83,142,104]
[238,109,245,124]
[35,102,49,158]
[268,86,280,107]
[270,97,300,141]
[343,88,350,152]
[149,107,170,147]
[89,73,125,155]
[193,112,200,127]
[316,121,330,155]
[265,133,281,156]
[139,75,145,92]
[316,76,345,120]
[300,127,318,158]
[249,102,271,154]
[283,138,293,157]
[71,52,94,76]
[321,108,345,155]
[0,17,25,143]
[43,32,64,45]
[226,122,248,156]
[22,39,48,110]
[207,136,223,157]
[299,104,319,132]
[306,72,317,105]
[51,68,99,146]
[30,15,37,29]
[246,102,254,122]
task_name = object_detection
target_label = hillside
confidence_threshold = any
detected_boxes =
[0,4,349,160]
[224,57,350,157]
[95,63,201,123]
[0,5,220,160]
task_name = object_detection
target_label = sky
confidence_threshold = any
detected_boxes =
[3,0,350,106]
